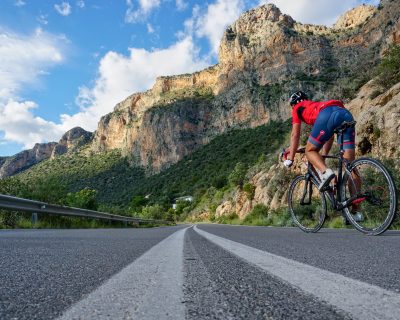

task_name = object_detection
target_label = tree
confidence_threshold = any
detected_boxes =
[376,44,400,90]
[228,162,247,187]
[140,205,164,220]
[0,178,28,197]
[65,188,98,210]
[129,195,148,213]
[27,176,68,204]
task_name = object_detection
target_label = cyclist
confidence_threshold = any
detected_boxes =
[283,91,363,221]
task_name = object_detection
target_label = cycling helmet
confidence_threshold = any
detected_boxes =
[289,91,308,106]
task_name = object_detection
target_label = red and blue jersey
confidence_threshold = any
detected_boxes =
[292,100,345,125]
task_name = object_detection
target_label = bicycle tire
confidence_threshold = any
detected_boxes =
[288,175,327,233]
[341,157,397,235]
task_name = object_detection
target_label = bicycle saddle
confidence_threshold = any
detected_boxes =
[334,121,357,134]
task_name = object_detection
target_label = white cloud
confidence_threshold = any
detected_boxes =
[259,0,379,26]
[125,0,161,23]
[0,28,64,100]
[176,0,188,11]
[37,14,48,25]
[14,0,26,7]
[60,37,209,132]
[0,28,66,149]
[147,23,155,34]
[193,0,245,56]
[76,0,85,8]
[0,100,64,148]
[54,2,72,16]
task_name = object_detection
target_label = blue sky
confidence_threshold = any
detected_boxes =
[0,0,379,156]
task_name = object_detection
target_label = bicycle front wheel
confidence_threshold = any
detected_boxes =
[288,175,327,233]
[341,157,397,235]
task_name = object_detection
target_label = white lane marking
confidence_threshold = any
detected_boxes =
[58,227,189,320]
[194,225,400,320]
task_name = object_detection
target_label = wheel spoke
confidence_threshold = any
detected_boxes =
[341,158,397,235]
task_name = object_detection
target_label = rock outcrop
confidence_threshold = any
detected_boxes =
[349,81,400,158]
[0,143,57,179]
[91,0,400,172]
[333,5,376,30]
[51,127,93,158]
[0,127,92,178]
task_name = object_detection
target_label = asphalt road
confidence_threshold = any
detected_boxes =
[1,224,399,319]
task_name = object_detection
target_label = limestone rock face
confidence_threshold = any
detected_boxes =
[0,143,57,178]
[91,1,400,172]
[0,127,93,178]
[51,127,93,158]
[334,5,377,30]
[348,81,400,158]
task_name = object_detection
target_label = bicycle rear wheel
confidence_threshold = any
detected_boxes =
[341,157,397,235]
[288,175,327,233]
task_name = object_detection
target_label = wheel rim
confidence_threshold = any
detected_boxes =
[290,177,326,232]
[343,159,395,233]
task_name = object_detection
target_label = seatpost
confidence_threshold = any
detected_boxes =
[339,129,345,154]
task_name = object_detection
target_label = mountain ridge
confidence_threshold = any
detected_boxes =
[1,0,399,178]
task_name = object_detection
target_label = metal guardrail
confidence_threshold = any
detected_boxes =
[0,194,170,226]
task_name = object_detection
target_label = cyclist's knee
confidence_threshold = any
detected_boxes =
[343,149,355,162]
[306,142,319,153]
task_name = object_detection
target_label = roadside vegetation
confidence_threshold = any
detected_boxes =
[374,44,400,91]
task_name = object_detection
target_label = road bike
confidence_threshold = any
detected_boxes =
[286,121,397,235]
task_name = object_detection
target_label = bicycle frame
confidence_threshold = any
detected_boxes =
[304,153,353,211]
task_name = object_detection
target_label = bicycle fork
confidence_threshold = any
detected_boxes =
[300,175,313,205]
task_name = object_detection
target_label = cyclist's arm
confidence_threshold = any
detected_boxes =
[288,123,301,161]
[321,136,334,156]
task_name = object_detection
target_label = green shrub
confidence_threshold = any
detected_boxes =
[129,195,148,213]
[327,217,345,228]
[269,208,292,227]
[228,162,247,187]
[375,45,400,90]
[0,210,21,228]
[140,205,165,220]
[211,175,227,189]
[217,212,239,224]
[65,188,98,210]
[243,183,255,200]
[369,89,383,100]
[175,200,193,219]
[243,204,269,225]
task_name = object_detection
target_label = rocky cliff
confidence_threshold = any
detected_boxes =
[2,1,399,182]
[91,0,400,172]
[0,127,92,178]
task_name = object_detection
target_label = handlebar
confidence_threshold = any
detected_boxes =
[279,147,306,162]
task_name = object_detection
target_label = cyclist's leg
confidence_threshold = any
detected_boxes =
[305,142,326,172]
[321,136,334,156]
[306,107,337,172]
[337,111,361,211]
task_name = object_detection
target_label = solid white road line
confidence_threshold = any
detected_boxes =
[58,227,188,320]
[194,225,400,320]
